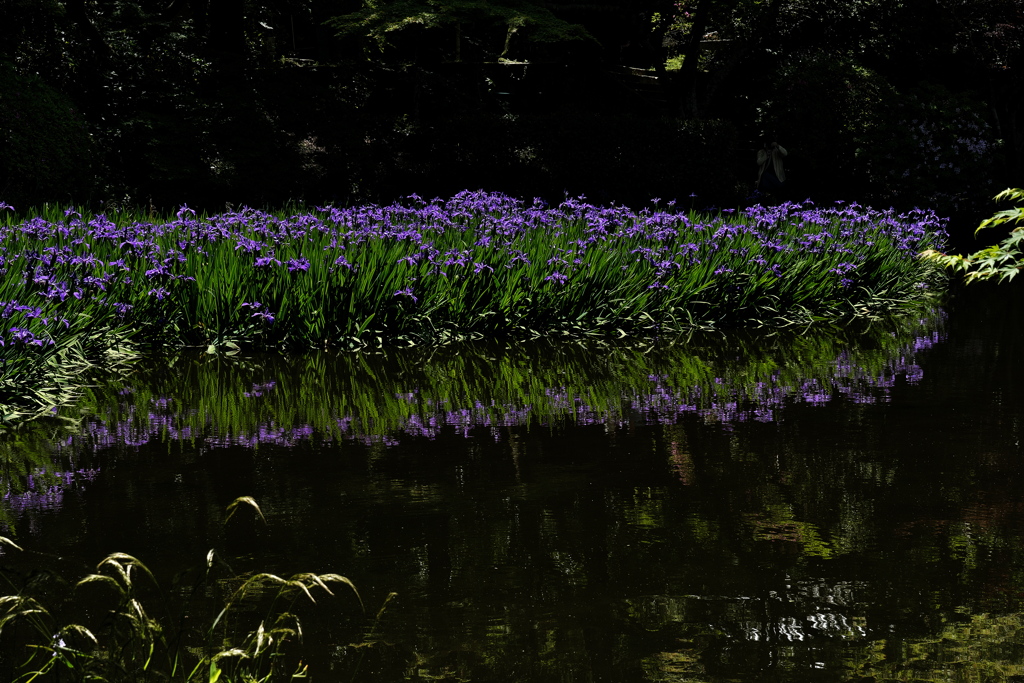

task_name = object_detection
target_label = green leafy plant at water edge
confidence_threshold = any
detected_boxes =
[0,497,378,682]
[922,188,1024,283]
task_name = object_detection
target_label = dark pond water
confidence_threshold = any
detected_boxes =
[3,282,1024,682]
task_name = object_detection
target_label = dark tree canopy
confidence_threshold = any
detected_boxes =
[326,0,598,61]
[0,0,1019,226]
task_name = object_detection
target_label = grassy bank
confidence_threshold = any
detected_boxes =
[0,191,947,420]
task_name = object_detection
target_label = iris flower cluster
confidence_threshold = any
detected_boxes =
[0,191,947,416]
[0,191,947,348]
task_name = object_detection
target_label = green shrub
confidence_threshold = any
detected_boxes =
[922,188,1024,282]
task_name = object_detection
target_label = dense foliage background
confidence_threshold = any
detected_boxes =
[1,0,1021,232]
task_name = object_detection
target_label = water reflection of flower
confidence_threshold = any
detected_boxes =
[47,318,947,460]
[2,467,101,534]
[243,381,277,398]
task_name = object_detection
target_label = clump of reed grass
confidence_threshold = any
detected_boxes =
[0,497,379,682]
[0,192,947,422]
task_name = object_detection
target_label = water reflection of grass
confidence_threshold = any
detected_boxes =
[59,309,944,456]
[0,418,98,533]
[0,309,945,548]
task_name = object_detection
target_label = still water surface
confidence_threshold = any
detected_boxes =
[4,282,1024,681]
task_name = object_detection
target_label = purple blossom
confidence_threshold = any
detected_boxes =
[286,256,310,272]
[255,255,282,268]
[394,287,419,303]
[112,302,133,317]
[145,264,170,279]
[545,271,569,285]
[241,301,275,323]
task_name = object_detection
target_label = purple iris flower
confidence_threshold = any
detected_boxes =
[394,287,419,303]
[286,257,310,272]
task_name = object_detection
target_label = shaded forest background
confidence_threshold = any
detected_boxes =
[1,0,1021,234]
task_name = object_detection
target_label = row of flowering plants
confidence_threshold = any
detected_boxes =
[0,190,947,420]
